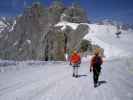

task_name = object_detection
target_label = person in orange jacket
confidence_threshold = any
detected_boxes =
[90,51,103,87]
[70,50,81,78]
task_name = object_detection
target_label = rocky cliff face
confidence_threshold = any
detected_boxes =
[0,2,89,61]
[63,4,88,23]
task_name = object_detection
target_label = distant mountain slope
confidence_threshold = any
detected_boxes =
[84,24,133,59]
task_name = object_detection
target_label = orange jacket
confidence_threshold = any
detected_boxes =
[70,53,81,64]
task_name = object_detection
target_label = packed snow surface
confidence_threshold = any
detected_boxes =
[0,60,133,100]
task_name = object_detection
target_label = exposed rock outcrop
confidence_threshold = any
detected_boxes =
[0,2,89,61]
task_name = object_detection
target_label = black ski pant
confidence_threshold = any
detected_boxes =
[93,66,101,84]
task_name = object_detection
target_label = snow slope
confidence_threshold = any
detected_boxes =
[84,24,133,59]
[0,60,133,100]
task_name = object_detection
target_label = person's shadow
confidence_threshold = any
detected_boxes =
[78,74,88,78]
[97,80,107,87]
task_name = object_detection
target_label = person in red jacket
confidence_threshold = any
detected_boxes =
[70,50,81,78]
[90,51,103,87]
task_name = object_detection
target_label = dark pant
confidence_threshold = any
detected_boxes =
[73,64,79,76]
[93,66,101,84]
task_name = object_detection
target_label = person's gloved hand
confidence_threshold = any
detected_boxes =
[90,67,92,72]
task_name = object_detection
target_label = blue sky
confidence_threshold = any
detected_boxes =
[0,0,133,24]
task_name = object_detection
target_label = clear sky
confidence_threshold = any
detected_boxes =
[0,0,133,24]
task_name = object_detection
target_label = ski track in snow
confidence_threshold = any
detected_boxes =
[0,60,133,100]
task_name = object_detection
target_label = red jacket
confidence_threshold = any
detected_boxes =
[70,53,81,64]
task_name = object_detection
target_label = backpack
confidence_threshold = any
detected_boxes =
[92,56,102,66]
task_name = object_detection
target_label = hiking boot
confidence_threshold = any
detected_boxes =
[73,73,75,77]
[97,81,100,86]
[94,83,97,88]
[75,75,78,78]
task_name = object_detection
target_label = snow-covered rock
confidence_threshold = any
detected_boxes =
[0,17,7,33]
[55,21,79,30]
[0,17,16,33]
[9,20,16,32]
